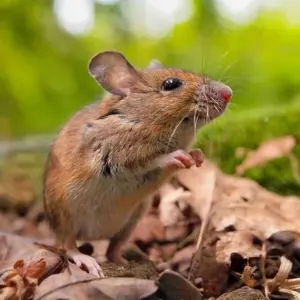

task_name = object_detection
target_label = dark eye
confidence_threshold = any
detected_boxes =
[161,78,183,91]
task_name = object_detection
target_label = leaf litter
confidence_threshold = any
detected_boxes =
[0,136,300,299]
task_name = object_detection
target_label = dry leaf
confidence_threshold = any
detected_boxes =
[176,160,218,220]
[241,265,256,288]
[215,231,262,263]
[236,135,296,175]
[129,214,165,244]
[194,248,229,297]
[35,263,157,300]
[158,183,191,227]
[24,259,46,279]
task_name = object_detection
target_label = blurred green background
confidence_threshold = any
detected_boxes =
[0,0,299,205]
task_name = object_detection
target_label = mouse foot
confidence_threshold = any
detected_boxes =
[155,149,197,170]
[106,243,128,264]
[107,251,128,264]
[68,250,105,277]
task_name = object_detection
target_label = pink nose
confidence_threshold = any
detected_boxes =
[220,86,232,103]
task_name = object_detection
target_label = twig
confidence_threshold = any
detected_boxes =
[34,277,105,300]
[187,172,216,283]
[288,153,300,184]
[259,243,269,298]
[0,135,53,157]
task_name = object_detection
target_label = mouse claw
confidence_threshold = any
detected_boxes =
[189,149,204,167]
[155,150,196,170]
[68,252,105,277]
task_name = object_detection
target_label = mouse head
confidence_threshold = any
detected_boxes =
[88,51,232,127]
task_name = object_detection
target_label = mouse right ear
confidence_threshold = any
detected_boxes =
[88,51,139,97]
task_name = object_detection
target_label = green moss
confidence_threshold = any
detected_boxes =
[196,102,300,195]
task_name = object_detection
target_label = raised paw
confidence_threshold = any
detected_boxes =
[155,150,196,170]
[68,252,104,277]
[189,149,204,167]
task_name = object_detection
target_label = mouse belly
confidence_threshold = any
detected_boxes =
[75,197,142,240]
[67,172,166,241]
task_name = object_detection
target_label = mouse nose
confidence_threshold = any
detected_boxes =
[219,84,232,103]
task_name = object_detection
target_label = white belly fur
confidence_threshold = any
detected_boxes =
[67,171,161,240]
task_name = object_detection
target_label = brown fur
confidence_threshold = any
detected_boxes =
[43,51,232,266]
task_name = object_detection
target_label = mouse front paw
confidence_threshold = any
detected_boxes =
[155,149,204,170]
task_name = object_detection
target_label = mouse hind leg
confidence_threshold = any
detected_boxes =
[62,234,105,277]
[52,215,105,277]
[44,194,104,277]
[106,199,151,264]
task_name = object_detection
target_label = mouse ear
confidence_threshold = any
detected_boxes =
[88,51,138,96]
[147,59,163,70]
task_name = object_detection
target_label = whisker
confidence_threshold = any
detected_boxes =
[218,61,237,82]
[193,107,197,140]
[166,116,186,152]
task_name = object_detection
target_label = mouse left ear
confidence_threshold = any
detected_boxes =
[147,59,163,70]
[88,51,139,96]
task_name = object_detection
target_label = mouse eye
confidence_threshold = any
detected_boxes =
[161,78,183,91]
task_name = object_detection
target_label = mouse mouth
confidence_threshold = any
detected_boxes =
[195,100,225,122]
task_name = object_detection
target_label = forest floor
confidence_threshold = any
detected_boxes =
[0,133,300,300]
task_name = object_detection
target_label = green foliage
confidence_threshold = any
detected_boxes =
[0,0,299,194]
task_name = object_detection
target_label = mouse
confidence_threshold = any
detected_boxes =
[43,50,232,277]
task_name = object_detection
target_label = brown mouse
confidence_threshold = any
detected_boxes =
[43,50,232,277]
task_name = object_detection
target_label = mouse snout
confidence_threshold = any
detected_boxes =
[214,82,232,104]
[195,80,232,122]
[220,86,232,103]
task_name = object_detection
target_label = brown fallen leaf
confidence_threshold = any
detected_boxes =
[175,160,218,220]
[170,244,195,275]
[241,265,256,288]
[215,231,262,263]
[194,248,229,297]
[0,286,16,300]
[158,183,191,250]
[1,259,43,300]
[15,258,46,279]
[29,248,66,282]
[91,277,157,300]
[0,250,65,300]
[129,214,165,245]
[0,233,41,271]
[235,135,296,175]
[148,244,164,263]
[34,263,157,300]
[279,196,300,221]
[158,183,191,227]
[212,206,300,240]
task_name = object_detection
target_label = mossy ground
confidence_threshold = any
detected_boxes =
[197,101,300,195]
